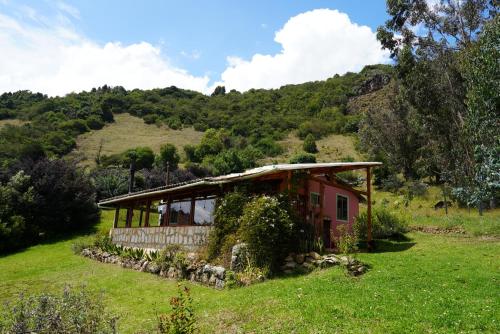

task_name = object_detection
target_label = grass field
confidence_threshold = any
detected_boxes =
[1,189,498,333]
[261,132,363,165]
[68,113,203,167]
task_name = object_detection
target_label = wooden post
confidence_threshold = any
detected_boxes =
[126,207,132,227]
[366,167,373,250]
[319,182,325,245]
[163,198,171,226]
[304,174,309,223]
[113,207,120,228]
[139,208,143,227]
[144,199,151,227]
[189,196,196,225]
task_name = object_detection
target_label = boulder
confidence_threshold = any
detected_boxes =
[309,251,322,260]
[230,243,248,272]
[295,254,305,264]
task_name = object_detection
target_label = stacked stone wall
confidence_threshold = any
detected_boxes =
[110,226,212,250]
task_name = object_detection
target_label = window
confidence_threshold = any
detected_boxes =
[336,194,348,222]
[169,200,191,225]
[193,198,216,225]
[310,192,320,207]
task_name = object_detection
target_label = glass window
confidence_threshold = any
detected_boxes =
[193,198,216,225]
[336,195,348,221]
[169,200,191,225]
[310,192,320,207]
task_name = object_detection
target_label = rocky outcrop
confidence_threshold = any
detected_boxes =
[355,73,391,96]
[281,252,368,276]
[81,248,228,289]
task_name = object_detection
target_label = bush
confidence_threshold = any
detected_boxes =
[207,191,247,261]
[303,134,318,153]
[156,143,180,170]
[355,206,408,240]
[289,152,316,164]
[335,224,358,254]
[86,115,105,130]
[156,244,187,270]
[143,114,159,124]
[255,137,283,157]
[157,284,196,334]
[297,120,332,139]
[0,286,117,333]
[239,195,294,272]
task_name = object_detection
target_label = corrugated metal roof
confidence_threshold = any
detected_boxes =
[98,162,381,207]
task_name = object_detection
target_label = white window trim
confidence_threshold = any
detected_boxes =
[336,194,349,222]
[310,192,320,207]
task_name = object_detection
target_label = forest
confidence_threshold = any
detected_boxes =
[0,0,498,253]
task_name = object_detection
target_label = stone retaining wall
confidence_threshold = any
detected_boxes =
[110,226,212,251]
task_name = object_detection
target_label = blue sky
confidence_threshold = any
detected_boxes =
[0,0,391,95]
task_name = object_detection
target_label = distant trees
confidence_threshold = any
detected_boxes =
[0,159,99,253]
[370,0,499,211]
[156,144,180,170]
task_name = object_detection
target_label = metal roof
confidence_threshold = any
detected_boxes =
[98,162,381,207]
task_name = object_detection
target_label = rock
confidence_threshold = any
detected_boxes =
[295,254,305,264]
[284,255,294,262]
[148,263,160,274]
[212,266,226,280]
[215,278,225,289]
[309,251,322,260]
[230,243,249,272]
[208,274,217,286]
[301,262,314,270]
[305,256,315,264]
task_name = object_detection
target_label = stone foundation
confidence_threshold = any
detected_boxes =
[110,226,212,251]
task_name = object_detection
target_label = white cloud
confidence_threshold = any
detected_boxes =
[216,9,390,92]
[0,7,210,96]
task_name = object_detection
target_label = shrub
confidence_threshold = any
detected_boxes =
[289,152,316,164]
[238,195,294,272]
[355,206,409,240]
[297,120,332,139]
[303,134,318,153]
[156,143,180,170]
[207,191,247,261]
[86,115,105,130]
[156,244,186,269]
[255,137,283,157]
[143,114,159,124]
[335,224,358,254]
[157,284,196,334]
[0,286,117,333]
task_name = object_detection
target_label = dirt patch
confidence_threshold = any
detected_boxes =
[410,225,466,235]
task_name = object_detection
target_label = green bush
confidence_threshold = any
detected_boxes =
[335,224,359,254]
[207,191,247,261]
[289,152,316,164]
[239,195,294,272]
[143,114,158,124]
[355,206,409,240]
[156,244,187,270]
[86,115,105,130]
[0,286,117,333]
[303,134,318,153]
[157,284,196,334]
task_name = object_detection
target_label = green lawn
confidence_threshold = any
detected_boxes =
[1,199,499,333]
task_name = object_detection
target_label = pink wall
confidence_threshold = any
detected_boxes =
[307,179,359,244]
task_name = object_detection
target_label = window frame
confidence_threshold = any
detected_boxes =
[310,192,320,208]
[336,194,349,222]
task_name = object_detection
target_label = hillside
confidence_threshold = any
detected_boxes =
[68,113,203,167]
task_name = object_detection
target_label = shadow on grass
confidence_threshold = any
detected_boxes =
[371,239,416,253]
[0,223,100,258]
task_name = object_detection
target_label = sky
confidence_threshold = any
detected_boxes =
[0,0,392,96]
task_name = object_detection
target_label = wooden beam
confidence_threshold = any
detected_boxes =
[309,175,366,198]
[366,167,373,251]
[138,209,143,227]
[319,182,325,245]
[189,196,196,225]
[113,207,119,228]
[144,199,151,227]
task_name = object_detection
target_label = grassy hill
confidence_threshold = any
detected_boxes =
[68,113,203,167]
[262,132,363,165]
[0,119,27,128]
[0,190,498,333]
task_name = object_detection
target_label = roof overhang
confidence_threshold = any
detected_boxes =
[98,162,382,207]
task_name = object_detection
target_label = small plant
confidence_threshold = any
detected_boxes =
[157,284,196,334]
[355,206,409,240]
[313,237,325,255]
[335,224,359,254]
[156,244,186,269]
[146,250,160,262]
[0,286,117,333]
[71,239,92,254]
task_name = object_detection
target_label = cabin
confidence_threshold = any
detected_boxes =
[98,162,380,251]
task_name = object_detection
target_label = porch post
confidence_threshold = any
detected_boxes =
[144,199,151,227]
[189,196,196,225]
[366,167,373,250]
[139,208,143,227]
[113,207,120,228]
[319,182,325,244]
